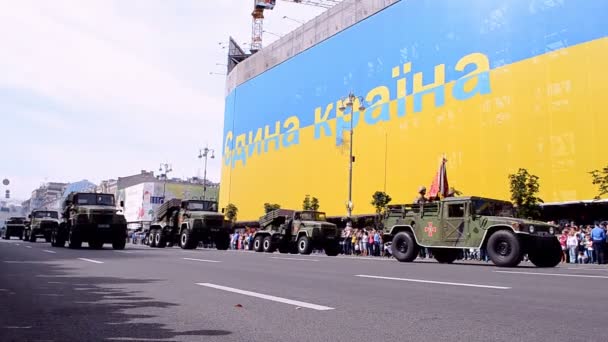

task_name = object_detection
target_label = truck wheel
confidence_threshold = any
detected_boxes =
[45,236,51,243]
[214,233,230,250]
[297,236,312,255]
[89,240,104,249]
[51,231,65,248]
[253,236,264,252]
[112,239,126,250]
[324,242,340,256]
[487,230,523,267]
[528,237,561,268]
[155,233,166,248]
[263,236,275,253]
[68,232,82,249]
[180,230,197,250]
[432,248,459,264]
[391,231,419,262]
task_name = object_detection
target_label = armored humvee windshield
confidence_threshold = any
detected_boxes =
[472,198,515,217]
[186,200,218,212]
[297,211,327,221]
[32,211,59,219]
[75,193,115,206]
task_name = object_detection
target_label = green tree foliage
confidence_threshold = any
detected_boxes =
[589,165,608,200]
[302,195,320,211]
[371,191,392,215]
[263,203,281,214]
[508,168,543,219]
[224,203,238,222]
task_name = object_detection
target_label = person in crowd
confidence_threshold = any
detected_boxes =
[585,235,594,264]
[367,230,374,256]
[559,229,569,263]
[566,230,579,264]
[591,222,606,264]
[361,230,368,256]
[373,230,381,256]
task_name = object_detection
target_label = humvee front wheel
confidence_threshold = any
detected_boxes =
[432,248,459,264]
[487,230,522,267]
[528,237,561,268]
[262,236,275,253]
[253,236,264,252]
[297,236,312,255]
[391,231,419,262]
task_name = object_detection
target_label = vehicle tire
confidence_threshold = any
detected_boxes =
[263,236,276,253]
[155,232,166,248]
[297,236,312,255]
[324,242,340,256]
[486,230,523,267]
[112,239,126,250]
[180,230,197,249]
[89,240,104,249]
[30,232,36,242]
[214,233,230,250]
[149,230,157,248]
[528,237,561,268]
[391,231,419,262]
[45,236,51,243]
[51,230,65,248]
[432,248,460,264]
[253,236,264,252]
[68,231,82,249]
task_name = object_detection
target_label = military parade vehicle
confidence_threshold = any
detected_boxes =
[24,210,59,242]
[252,209,340,255]
[382,196,562,267]
[1,217,26,240]
[51,192,127,249]
[148,198,231,250]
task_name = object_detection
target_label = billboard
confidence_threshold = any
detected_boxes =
[221,0,608,220]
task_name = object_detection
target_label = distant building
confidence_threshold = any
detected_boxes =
[26,182,68,212]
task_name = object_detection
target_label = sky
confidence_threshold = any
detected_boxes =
[0,0,326,201]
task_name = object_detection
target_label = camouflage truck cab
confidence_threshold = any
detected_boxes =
[25,210,59,243]
[252,209,340,256]
[148,199,232,250]
[383,196,562,267]
[2,217,26,240]
[51,192,127,250]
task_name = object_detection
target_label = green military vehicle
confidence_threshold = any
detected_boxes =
[383,196,562,267]
[1,217,26,240]
[148,198,231,250]
[24,210,59,242]
[51,192,127,249]
[252,209,340,256]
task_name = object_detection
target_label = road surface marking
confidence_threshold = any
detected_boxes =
[355,275,511,289]
[42,250,56,254]
[3,261,48,264]
[4,326,32,329]
[495,271,608,279]
[47,282,64,284]
[196,283,335,311]
[25,246,32,248]
[270,257,319,262]
[78,258,104,264]
[15,244,20,246]
[0,289,9,292]
[182,258,221,263]
[566,267,608,271]
[114,251,133,254]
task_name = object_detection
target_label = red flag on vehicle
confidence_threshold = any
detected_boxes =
[429,157,449,199]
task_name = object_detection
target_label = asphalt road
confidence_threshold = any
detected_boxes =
[1,238,608,342]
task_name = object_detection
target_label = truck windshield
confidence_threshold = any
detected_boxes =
[473,199,515,217]
[33,211,58,219]
[8,218,25,224]
[187,201,218,212]
[299,211,327,221]
[75,194,115,206]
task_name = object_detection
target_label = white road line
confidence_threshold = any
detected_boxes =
[15,244,20,246]
[25,246,32,248]
[78,258,104,264]
[270,257,319,262]
[4,326,32,329]
[182,258,221,263]
[42,250,57,254]
[566,267,608,271]
[197,283,334,311]
[495,270,608,279]
[355,275,511,290]
[114,251,133,254]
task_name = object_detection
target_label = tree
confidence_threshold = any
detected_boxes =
[302,195,320,211]
[302,195,311,210]
[508,168,544,219]
[589,165,608,200]
[224,203,238,222]
[263,203,281,214]
[370,191,392,216]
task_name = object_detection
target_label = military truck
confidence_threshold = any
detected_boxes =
[252,209,340,255]
[24,210,59,242]
[148,199,231,250]
[1,217,26,240]
[51,192,127,249]
[382,196,562,267]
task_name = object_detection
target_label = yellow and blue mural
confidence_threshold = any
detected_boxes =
[221,0,608,220]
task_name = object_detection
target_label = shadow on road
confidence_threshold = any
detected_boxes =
[0,257,231,341]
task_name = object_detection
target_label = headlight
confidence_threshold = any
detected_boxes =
[528,225,535,233]
[549,227,555,235]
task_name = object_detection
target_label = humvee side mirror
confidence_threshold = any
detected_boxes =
[120,201,124,208]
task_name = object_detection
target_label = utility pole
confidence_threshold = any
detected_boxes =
[198,147,215,201]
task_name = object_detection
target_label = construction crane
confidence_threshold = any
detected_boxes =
[251,0,342,53]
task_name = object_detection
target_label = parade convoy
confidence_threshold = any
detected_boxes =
[7,191,564,268]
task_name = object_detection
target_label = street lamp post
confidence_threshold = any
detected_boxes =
[198,147,215,201]
[158,163,172,198]
[338,93,366,220]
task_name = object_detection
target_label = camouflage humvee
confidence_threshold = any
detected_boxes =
[51,192,127,249]
[25,210,60,242]
[382,196,561,267]
[1,217,26,240]
[252,209,340,255]
[148,199,232,250]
